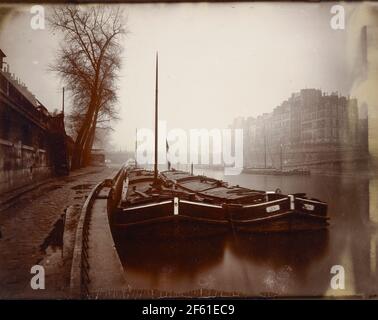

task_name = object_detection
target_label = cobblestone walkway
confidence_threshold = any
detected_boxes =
[0,166,116,299]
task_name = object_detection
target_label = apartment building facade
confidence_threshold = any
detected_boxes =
[231,89,368,169]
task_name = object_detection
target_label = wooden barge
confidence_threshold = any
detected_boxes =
[111,167,329,238]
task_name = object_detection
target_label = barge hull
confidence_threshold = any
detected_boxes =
[231,211,329,233]
[113,215,229,238]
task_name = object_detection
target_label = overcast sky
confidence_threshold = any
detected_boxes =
[0,2,367,151]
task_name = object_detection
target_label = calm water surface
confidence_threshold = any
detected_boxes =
[116,169,378,297]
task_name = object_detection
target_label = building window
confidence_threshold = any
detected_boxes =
[38,132,45,149]
[0,110,11,140]
[21,124,31,146]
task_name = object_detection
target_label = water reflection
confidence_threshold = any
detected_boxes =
[114,172,378,297]
[369,178,378,294]
[116,231,330,296]
[229,231,329,278]
[115,235,226,274]
[370,178,378,224]
[370,234,377,283]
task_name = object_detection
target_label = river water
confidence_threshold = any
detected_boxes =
[116,169,378,298]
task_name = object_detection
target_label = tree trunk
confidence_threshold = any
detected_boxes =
[82,109,99,166]
[70,97,97,169]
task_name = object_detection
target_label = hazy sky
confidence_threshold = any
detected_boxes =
[0,3,361,150]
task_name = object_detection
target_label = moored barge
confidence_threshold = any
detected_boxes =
[111,166,329,237]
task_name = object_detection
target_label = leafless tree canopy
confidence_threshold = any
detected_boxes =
[48,5,126,168]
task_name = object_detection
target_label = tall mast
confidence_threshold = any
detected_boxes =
[264,120,267,169]
[135,128,138,167]
[154,52,159,183]
[62,87,65,114]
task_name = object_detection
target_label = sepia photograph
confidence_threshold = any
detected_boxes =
[0,0,377,304]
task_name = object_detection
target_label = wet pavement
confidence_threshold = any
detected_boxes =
[0,166,115,299]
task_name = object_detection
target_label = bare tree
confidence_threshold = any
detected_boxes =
[48,5,126,169]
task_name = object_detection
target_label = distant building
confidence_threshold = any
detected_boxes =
[230,89,369,169]
[361,25,378,164]
[90,148,105,166]
[104,150,135,165]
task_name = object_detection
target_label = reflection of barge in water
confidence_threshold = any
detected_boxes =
[114,235,226,274]
[111,167,329,237]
